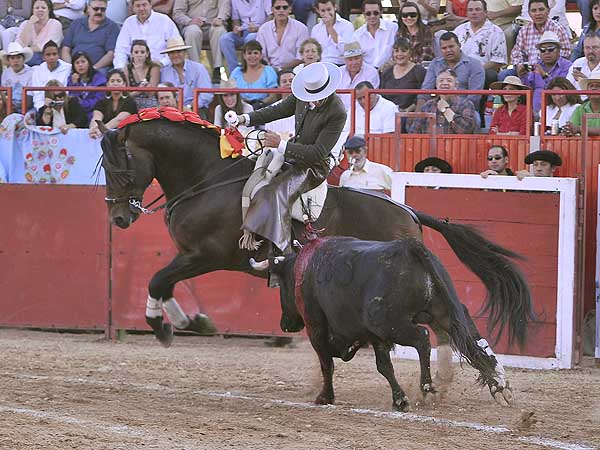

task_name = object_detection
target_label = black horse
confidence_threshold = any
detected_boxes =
[98,118,533,403]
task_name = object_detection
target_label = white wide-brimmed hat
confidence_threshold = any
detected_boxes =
[291,62,342,102]
[489,75,530,90]
[580,72,600,89]
[536,31,561,48]
[160,36,192,54]
[0,41,34,63]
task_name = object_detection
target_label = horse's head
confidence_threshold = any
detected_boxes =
[250,255,305,332]
[98,121,155,229]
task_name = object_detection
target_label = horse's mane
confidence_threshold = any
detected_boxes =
[97,128,135,188]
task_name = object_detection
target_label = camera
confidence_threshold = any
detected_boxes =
[523,63,534,72]
[49,100,64,108]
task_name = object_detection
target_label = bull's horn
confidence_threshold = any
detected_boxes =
[249,258,269,271]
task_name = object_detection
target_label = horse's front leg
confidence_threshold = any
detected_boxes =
[146,253,216,347]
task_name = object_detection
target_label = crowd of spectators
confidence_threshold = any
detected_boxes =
[0,0,597,142]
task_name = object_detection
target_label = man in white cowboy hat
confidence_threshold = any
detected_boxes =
[234,61,346,257]
[564,73,600,136]
[0,42,34,113]
[339,41,379,107]
[160,36,213,115]
[519,30,571,112]
[113,0,181,69]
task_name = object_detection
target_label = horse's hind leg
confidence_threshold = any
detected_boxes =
[146,253,216,346]
[372,341,410,412]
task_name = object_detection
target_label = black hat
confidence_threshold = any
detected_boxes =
[524,150,562,167]
[344,135,366,150]
[414,157,453,174]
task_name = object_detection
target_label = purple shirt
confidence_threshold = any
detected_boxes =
[522,56,572,111]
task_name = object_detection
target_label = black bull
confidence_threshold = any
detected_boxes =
[259,237,503,411]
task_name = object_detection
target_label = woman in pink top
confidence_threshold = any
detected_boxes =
[16,0,63,66]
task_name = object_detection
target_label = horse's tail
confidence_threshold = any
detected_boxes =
[413,211,535,348]
[407,239,497,382]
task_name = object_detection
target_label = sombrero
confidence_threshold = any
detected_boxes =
[414,157,453,173]
[0,41,33,64]
[291,62,342,102]
[524,150,562,167]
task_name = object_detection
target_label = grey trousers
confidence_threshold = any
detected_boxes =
[183,23,225,68]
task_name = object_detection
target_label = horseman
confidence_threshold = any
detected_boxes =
[231,62,346,258]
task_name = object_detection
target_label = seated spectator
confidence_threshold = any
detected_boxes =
[339,42,380,107]
[125,39,160,109]
[520,31,571,113]
[413,0,440,23]
[352,0,397,69]
[156,82,178,107]
[213,80,254,140]
[454,0,507,97]
[571,0,600,61]
[67,51,107,120]
[293,38,322,74]
[0,0,32,51]
[113,0,181,69]
[350,80,398,134]
[256,0,308,71]
[339,135,393,191]
[480,144,515,177]
[509,0,571,76]
[310,0,354,65]
[486,0,523,54]
[229,40,278,108]
[151,0,175,15]
[15,0,63,66]
[31,40,71,109]
[0,42,34,113]
[380,37,426,111]
[0,92,8,123]
[414,156,453,173]
[160,37,213,114]
[519,0,569,36]
[266,69,295,140]
[567,32,600,91]
[89,68,138,138]
[36,79,87,131]
[417,32,484,116]
[219,0,271,74]
[60,0,120,73]
[51,0,85,30]
[172,0,229,83]
[409,69,478,134]
[545,77,581,132]
[396,2,434,64]
[489,75,530,135]
[516,149,562,178]
[563,73,600,135]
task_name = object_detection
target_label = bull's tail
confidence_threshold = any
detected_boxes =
[407,239,497,383]
[413,211,535,348]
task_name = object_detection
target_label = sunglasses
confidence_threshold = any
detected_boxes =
[274,4,289,10]
[365,10,380,16]
[91,6,107,11]
[401,12,418,18]
[487,155,503,161]
[539,46,557,53]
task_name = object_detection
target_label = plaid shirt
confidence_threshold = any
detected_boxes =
[409,96,477,134]
[397,27,434,63]
[510,20,572,65]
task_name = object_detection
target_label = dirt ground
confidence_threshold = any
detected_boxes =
[0,329,598,450]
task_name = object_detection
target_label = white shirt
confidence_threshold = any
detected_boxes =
[113,11,181,69]
[256,19,309,70]
[231,0,271,28]
[52,0,86,21]
[339,62,380,107]
[545,103,579,128]
[339,159,393,191]
[453,19,507,65]
[31,60,72,110]
[353,19,397,69]
[519,0,569,33]
[348,95,398,135]
[310,14,355,65]
[566,56,600,91]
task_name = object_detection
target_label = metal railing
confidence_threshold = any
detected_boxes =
[1,87,13,115]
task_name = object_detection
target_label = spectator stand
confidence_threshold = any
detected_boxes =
[1,88,14,116]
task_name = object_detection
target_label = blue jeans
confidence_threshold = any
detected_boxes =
[219,30,257,74]
[577,0,591,28]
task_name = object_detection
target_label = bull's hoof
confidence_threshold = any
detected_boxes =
[315,393,334,405]
[146,316,174,348]
[393,396,410,412]
[182,313,218,335]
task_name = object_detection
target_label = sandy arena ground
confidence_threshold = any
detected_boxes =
[0,329,598,450]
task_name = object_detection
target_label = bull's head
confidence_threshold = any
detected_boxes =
[249,256,305,333]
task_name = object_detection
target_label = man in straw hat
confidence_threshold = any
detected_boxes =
[160,36,213,115]
[233,61,346,259]
[338,41,379,108]
[0,42,34,113]
[518,30,571,112]
[564,72,600,136]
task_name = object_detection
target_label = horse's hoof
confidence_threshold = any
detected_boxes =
[421,384,439,406]
[183,313,218,335]
[157,322,174,348]
[491,381,514,406]
[393,396,410,412]
[315,394,334,405]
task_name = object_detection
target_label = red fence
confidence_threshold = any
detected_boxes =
[1,87,13,115]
